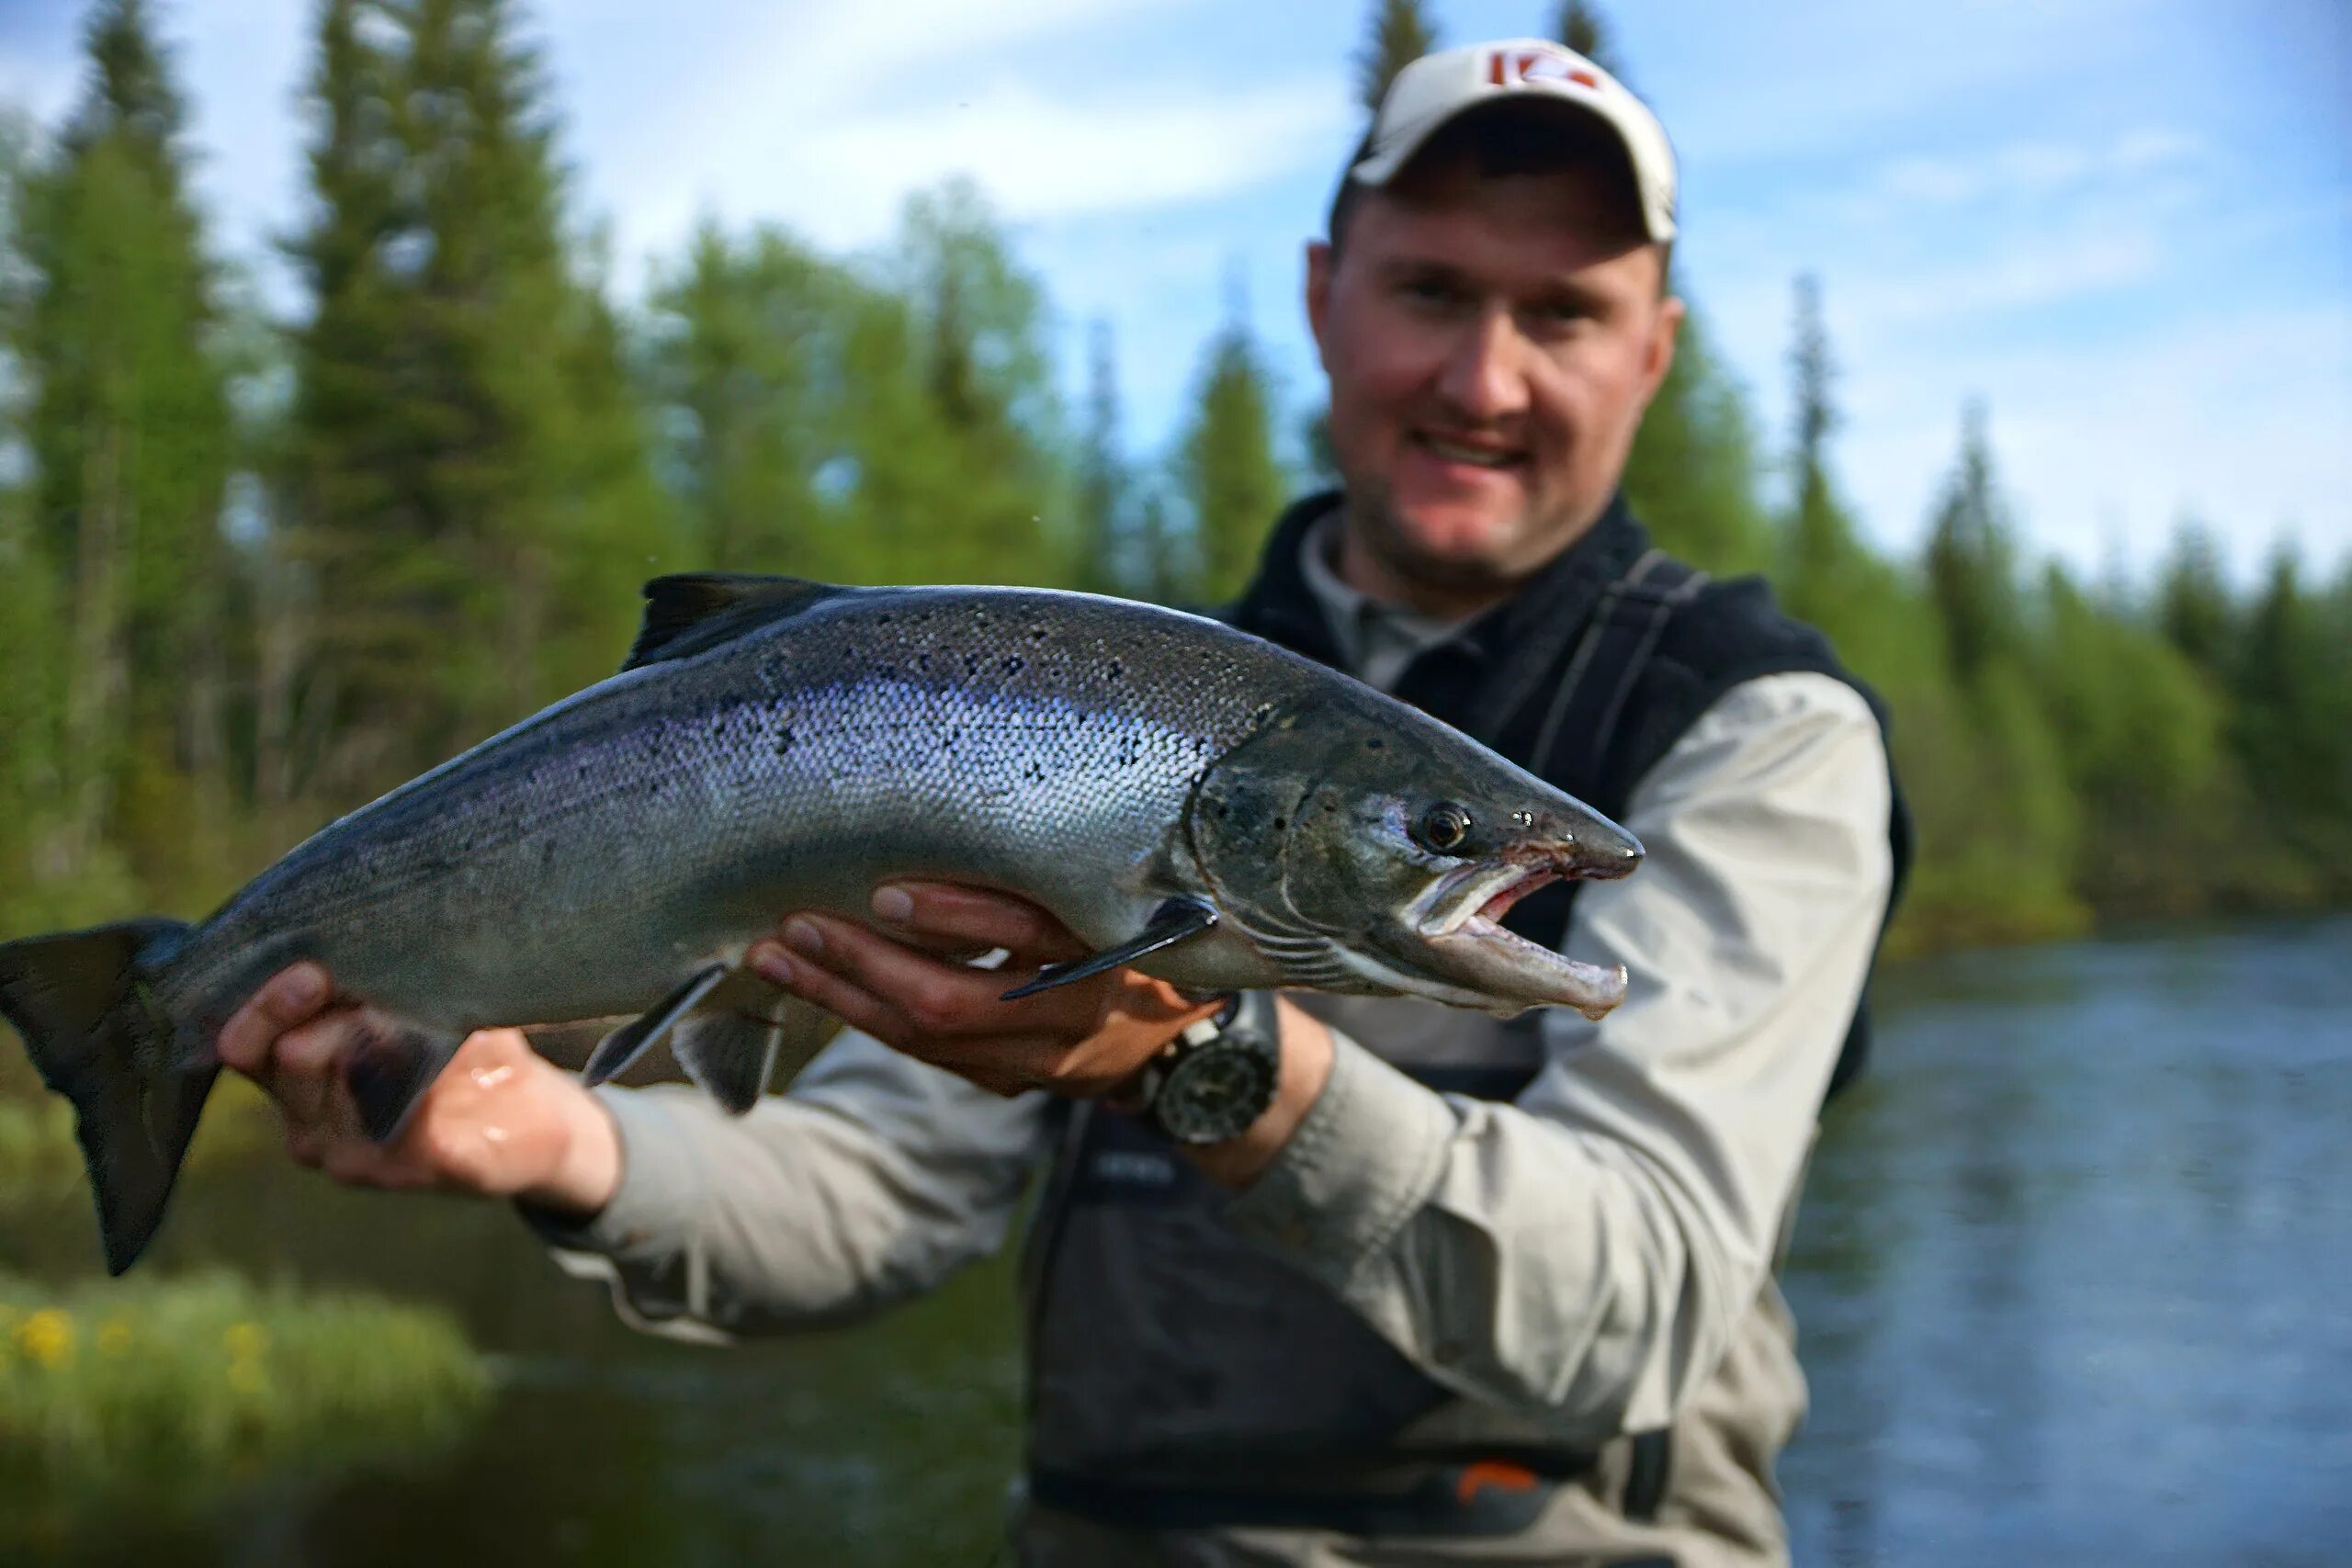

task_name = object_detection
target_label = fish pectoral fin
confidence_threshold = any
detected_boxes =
[344,1016,466,1144]
[673,992,839,1115]
[622,573,854,671]
[582,963,732,1089]
[999,897,1220,1001]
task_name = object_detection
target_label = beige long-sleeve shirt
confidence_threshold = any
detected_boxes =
[536,662,1894,1442]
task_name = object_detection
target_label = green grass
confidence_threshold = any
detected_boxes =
[0,1269,491,1545]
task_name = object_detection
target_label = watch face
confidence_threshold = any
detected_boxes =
[1153,1043,1278,1145]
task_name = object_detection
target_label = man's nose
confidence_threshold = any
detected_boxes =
[1435,309,1530,421]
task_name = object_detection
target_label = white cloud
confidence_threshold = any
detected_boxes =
[1873,128,2206,208]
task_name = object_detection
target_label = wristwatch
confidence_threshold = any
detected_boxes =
[1136,990,1283,1145]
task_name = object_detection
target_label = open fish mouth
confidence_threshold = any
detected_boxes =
[1408,851,1634,1020]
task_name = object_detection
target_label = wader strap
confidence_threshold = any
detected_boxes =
[1528,551,1712,796]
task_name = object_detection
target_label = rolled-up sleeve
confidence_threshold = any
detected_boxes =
[1228,671,1894,1439]
[526,1031,1052,1344]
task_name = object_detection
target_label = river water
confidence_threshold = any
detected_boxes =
[6,917,2348,1565]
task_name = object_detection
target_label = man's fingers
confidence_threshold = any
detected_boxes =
[216,962,334,1073]
[867,882,1090,965]
[750,940,913,1047]
[774,914,1096,1038]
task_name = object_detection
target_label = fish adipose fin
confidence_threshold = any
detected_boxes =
[0,918,208,1275]
[623,573,855,671]
[1000,897,1220,1001]
[672,973,841,1112]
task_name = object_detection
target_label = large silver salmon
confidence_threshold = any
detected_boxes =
[0,574,1641,1272]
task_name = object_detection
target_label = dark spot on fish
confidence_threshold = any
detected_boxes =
[1029,626,1048,644]
[917,652,932,671]
[1272,817,1286,830]
[1107,658,1125,680]
[965,652,982,676]
[1366,737,1385,750]
[1002,655,1023,675]
[775,724,795,755]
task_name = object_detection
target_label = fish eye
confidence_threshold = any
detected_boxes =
[1413,801,1473,854]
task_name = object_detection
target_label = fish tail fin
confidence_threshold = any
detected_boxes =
[0,918,208,1274]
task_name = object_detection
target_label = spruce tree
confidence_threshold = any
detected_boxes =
[288,0,667,795]
[23,0,230,882]
[2154,517,2235,674]
[1074,318,1127,594]
[1356,0,1437,116]
[1181,279,1286,604]
[1923,400,2020,682]
[1778,274,1862,629]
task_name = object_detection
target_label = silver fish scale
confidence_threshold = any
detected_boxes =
[161,587,1330,1040]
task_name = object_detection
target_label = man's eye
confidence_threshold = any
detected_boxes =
[1401,277,1464,308]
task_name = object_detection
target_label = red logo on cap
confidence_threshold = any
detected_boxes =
[1487,49,1600,91]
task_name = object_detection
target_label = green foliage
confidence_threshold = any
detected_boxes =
[2032,566,2227,911]
[1180,292,1288,604]
[1555,1,1622,73]
[0,1269,487,1539]
[283,0,673,797]
[1356,0,1438,115]
[0,0,2341,972]
[19,0,230,893]
[1623,304,1773,574]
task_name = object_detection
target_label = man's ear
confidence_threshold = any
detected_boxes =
[1305,241,1335,368]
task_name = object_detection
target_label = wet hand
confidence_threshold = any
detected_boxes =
[215,964,620,1214]
[750,882,1224,1098]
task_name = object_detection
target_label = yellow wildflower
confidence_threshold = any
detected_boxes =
[224,1321,267,1360]
[227,1359,265,1394]
[17,1308,74,1369]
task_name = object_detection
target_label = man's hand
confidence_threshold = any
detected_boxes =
[751,882,1335,1187]
[215,965,622,1218]
[747,882,1224,1100]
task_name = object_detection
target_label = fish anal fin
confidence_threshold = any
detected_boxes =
[674,975,841,1112]
[623,573,853,671]
[582,963,731,1088]
[344,1015,465,1145]
[1000,897,1220,1000]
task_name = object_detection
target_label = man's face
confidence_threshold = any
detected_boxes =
[1306,150,1682,600]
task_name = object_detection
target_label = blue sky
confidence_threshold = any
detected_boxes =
[1,0,2346,585]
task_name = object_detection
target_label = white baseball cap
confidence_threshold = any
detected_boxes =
[1346,39,1678,243]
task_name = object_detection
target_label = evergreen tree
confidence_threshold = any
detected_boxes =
[1356,0,1437,116]
[642,221,859,575]
[1621,311,1773,573]
[1778,275,1868,629]
[1924,400,2020,682]
[2233,541,2351,879]
[1180,280,1286,604]
[1555,0,1617,71]
[287,0,668,795]
[2033,563,2225,911]
[2154,516,2235,674]
[1074,317,1127,594]
[22,0,230,881]
[876,179,1066,586]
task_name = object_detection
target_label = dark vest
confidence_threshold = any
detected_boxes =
[1021,493,1912,1539]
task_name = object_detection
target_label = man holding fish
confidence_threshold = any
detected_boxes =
[208,39,1906,1568]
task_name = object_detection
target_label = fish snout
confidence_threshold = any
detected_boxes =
[1521,806,1642,883]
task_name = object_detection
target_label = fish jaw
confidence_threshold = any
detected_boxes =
[1399,840,1640,1020]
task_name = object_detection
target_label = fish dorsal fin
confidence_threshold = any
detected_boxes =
[622,573,851,671]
